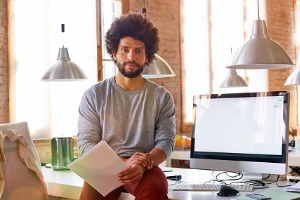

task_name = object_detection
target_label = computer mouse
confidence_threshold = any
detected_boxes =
[217,185,239,197]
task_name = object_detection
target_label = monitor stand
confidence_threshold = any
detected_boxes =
[241,172,262,181]
[215,171,263,182]
[214,171,280,183]
[238,172,279,182]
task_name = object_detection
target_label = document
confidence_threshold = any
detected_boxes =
[235,190,300,200]
[67,141,128,196]
[287,181,300,193]
[236,189,300,200]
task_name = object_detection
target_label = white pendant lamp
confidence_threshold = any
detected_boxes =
[41,24,86,81]
[285,69,300,86]
[142,54,175,78]
[285,55,300,86]
[41,45,86,81]
[219,69,248,88]
[226,0,294,69]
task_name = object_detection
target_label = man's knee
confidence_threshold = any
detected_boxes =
[133,179,168,199]
[131,167,168,199]
[147,178,168,194]
[80,181,122,200]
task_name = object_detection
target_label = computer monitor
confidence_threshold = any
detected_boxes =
[190,91,289,176]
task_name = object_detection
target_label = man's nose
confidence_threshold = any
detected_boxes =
[127,50,136,62]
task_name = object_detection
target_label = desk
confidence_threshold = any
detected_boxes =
[42,166,292,200]
[42,167,82,199]
[42,167,134,200]
[288,149,300,166]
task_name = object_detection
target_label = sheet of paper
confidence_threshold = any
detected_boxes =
[287,181,300,192]
[234,189,300,200]
[67,141,128,196]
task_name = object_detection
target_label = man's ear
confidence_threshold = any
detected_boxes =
[112,52,117,61]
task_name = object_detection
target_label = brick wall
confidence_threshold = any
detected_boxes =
[266,0,298,128]
[129,0,182,133]
[0,0,8,123]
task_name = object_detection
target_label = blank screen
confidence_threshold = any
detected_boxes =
[194,96,285,155]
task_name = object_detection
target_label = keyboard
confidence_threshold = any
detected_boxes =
[173,183,254,192]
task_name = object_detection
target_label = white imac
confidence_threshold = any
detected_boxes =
[190,91,289,176]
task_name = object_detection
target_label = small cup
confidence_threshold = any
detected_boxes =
[295,137,300,150]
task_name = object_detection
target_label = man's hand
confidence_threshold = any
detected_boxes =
[117,164,145,184]
[125,152,154,170]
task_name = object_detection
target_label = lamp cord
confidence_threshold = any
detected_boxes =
[61,0,65,45]
[61,24,65,48]
[141,0,146,17]
[257,0,260,20]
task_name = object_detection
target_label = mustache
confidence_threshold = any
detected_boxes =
[123,61,142,68]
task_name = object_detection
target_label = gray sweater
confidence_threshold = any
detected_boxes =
[77,77,176,158]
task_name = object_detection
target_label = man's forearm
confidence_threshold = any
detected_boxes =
[120,148,167,170]
[149,148,167,166]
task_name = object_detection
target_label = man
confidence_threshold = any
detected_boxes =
[77,12,176,200]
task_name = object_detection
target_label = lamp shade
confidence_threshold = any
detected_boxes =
[284,69,300,86]
[142,54,175,78]
[219,69,248,88]
[226,20,294,69]
[41,46,86,81]
[285,55,300,86]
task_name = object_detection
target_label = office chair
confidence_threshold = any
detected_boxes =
[0,122,48,200]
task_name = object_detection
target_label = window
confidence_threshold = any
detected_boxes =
[8,0,123,139]
[100,0,122,80]
[181,0,268,123]
[9,0,98,138]
[297,0,300,125]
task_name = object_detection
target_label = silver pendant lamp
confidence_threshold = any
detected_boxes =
[219,69,248,88]
[226,0,294,69]
[140,0,175,78]
[285,55,300,86]
[41,24,86,81]
[142,54,175,78]
[220,48,248,88]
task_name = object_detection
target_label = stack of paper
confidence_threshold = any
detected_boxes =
[287,181,300,193]
[235,190,300,200]
[67,141,128,196]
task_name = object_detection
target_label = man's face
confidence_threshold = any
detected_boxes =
[113,37,148,78]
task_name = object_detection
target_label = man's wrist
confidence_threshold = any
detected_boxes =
[137,163,147,173]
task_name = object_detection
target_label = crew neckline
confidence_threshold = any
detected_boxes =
[110,77,148,94]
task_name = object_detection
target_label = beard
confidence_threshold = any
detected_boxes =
[116,61,145,78]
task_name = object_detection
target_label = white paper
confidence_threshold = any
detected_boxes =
[286,181,300,192]
[67,141,128,196]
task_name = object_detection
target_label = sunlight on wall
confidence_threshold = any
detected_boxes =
[182,0,268,122]
[11,0,97,138]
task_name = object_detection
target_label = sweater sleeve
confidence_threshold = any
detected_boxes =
[154,90,176,158]
[77,88,101,156]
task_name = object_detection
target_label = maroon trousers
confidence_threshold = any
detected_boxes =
[79,166,168,200]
